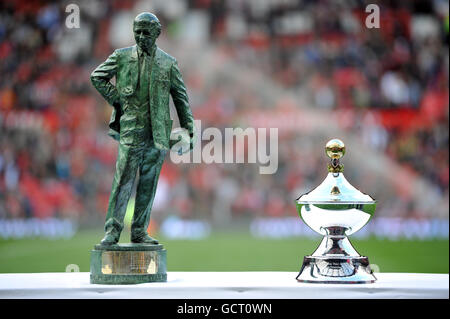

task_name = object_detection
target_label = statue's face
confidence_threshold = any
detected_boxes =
[133,22,159,53]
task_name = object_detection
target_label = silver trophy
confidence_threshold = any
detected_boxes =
[296,139,377,283]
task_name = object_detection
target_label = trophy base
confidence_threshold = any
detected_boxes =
[296,227,377,284]
[90,243,167,284]
[296,256,376,284]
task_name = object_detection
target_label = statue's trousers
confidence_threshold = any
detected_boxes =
[104,142,166,239]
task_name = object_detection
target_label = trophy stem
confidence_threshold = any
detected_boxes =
[312,226,360,257]
[296,227,376,283]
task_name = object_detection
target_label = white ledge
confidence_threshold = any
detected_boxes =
[0,272,448,299]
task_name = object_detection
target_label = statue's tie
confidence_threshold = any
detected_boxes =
[139,53,150,101]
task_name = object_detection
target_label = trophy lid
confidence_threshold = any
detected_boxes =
[297,139,376,203]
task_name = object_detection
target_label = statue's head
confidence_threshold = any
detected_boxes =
[133,12,161,53]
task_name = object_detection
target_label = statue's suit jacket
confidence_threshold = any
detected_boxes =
[91,45,194,150]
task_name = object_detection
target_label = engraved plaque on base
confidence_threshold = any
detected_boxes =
[90,244,167,284]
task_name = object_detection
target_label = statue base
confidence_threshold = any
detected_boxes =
[90,243,167,284]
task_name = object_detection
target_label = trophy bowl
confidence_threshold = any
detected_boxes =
[295,139,377,283]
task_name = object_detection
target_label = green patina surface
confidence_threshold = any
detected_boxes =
[94,243,164,251]
[90,12,195,246]
[90,244,167,284]
[90,273,167,285]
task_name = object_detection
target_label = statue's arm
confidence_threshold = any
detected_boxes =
[90,50,120,107]
[170,60,194,139]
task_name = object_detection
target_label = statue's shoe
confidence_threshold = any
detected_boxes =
[100,233,119,246]
[131,233,159,244]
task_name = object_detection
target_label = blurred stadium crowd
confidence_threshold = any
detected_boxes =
[0,0,448,238]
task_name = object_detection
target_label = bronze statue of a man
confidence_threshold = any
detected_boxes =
[91,12,194,245]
